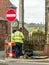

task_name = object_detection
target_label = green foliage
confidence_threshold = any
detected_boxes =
[32,29,44,35]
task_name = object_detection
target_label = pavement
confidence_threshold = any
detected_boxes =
[0,63,8,65]
[0,56,49,63]
[0,51,49,63]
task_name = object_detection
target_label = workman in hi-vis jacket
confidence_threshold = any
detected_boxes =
[12,28,24,58]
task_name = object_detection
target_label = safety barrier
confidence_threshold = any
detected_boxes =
[5,42,16,58]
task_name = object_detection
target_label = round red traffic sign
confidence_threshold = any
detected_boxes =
[6,9,16,22]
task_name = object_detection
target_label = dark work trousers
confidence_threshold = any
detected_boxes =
[15,43,22,58]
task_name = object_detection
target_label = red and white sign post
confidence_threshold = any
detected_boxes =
[6,9,16,22]
[6,9,16,39]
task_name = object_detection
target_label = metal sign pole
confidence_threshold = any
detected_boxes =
[11,22,12,41]
[11,23,12,34]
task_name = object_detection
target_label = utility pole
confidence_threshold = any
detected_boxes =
[44,0,49,56]
[19,0,24,29]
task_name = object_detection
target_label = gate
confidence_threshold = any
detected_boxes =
[23,34,45,55]
[32,34,45,51]
[24,34,45,50]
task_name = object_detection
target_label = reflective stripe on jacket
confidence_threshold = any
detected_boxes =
[14,31,24,43]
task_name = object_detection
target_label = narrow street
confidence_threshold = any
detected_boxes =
[7,62,49,65]
[0,0,49,65]
[0,51,49,65]
[0,61,49,65]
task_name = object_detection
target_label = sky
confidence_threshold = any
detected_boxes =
[10,0,45,24]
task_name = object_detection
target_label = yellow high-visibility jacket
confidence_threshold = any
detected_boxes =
[14,31,24,43]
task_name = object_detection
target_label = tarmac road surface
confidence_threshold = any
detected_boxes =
[0,51,49,65]
[0,63,8,65]
[0,62,49,65]
[6,62,49,65]
[0,51,5,59]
